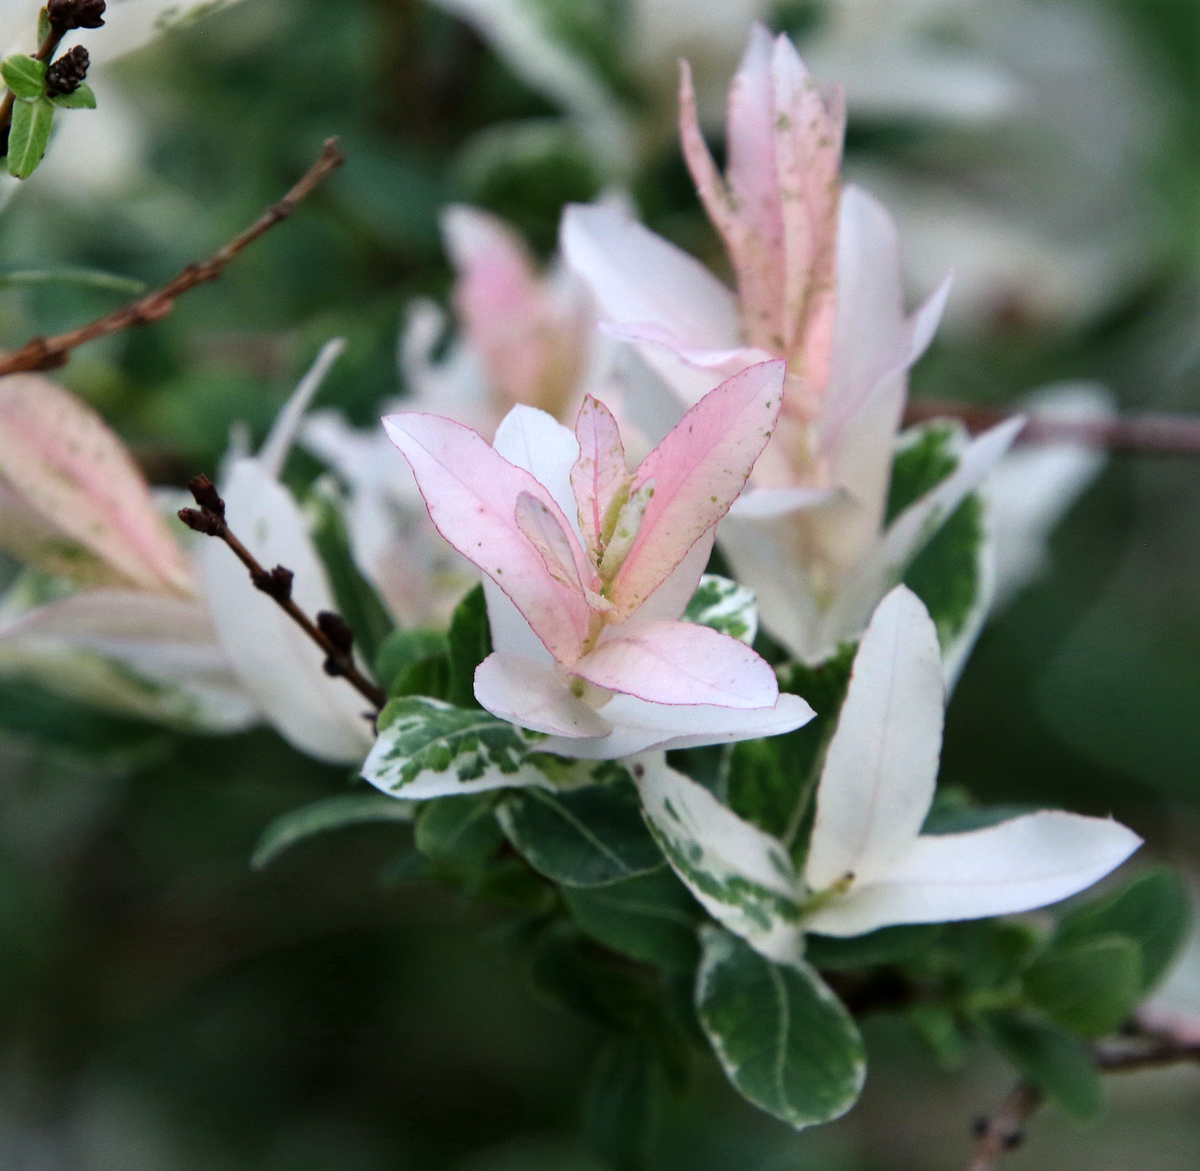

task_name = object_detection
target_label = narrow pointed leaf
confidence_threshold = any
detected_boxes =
[572,394,628,564]
[611,360,785,614]
[383,412,590,661]
[805,585,945,891]
[252,794,415,870]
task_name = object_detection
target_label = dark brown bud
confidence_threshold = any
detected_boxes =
[186,474,226,518]
[177,507,223,536]
[47,0,107,31]
[316,610,355,655]
[45,46,90,97]
[252,565,294,601]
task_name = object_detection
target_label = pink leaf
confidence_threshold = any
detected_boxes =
[383,412,591,662]
[609,360,785,615]
[575,619,781,709]
[570,395,628,565]
[0,374,192,593]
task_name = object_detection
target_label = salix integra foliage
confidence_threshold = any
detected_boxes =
[0,5,1192,1167]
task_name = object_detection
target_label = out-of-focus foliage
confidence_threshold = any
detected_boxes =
[0,0,1198,1167]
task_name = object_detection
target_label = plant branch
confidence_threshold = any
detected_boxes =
[966,1013,1200,1170]
[905,399,1200,456]
[178,475,387,714]
[0,137,346,376]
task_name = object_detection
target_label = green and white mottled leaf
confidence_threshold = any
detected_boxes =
[498,776,664,887]
[683,574,758,644]
[639,758,805,964]
[251,793,414,871]
[6,93,53,179]
[887,422,991,679]
[362,696,555,799]
[1,54,45,100]
[696,928,866,1130]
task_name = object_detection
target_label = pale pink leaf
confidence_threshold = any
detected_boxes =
[570,395,628,564]
[574,619,780,709]
[609,360,785,614]
[770,35,843,394]
[383,412,590,662]
[513,491,590,599]
[0,375,192,593]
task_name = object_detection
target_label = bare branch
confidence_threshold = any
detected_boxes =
[905,399,1200,457]
[968,1083,1041,1171]
[179,475,386,714]
[0,138,346,375]
[966,1013,1200,1170]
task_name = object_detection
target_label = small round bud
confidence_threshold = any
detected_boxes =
[45,46,89,97]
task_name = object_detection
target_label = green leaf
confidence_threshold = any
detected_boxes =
[907,1002,969,1070]
[696,929,866,1130]
[414,793,503,876]
[726,645,854,848]
[564,869,700,972]
[251,793,414,870]
[0,268,145,295]
[7,94,54,179]
[885,422,988,654]
[307,478,393,666]
[683,574,758,643]
[1055,868,1192,993]
[363,696,553,798]
[1,55,47,101]
[498,778,664,887]
[446,584,492,708]
[1022,935,1142,1038]
[981,1011,1103,1121]
[805,924,944,970]
[374,627,450,698]
[584,1038,662,1171]
[50,82,96,110]
[529,922,660,1032]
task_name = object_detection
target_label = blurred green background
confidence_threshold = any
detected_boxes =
[1,0,1198,1167]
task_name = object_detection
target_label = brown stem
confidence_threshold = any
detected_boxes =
[968,1082,1042,1171]
[905,399,1200,457]
[966,1014,1200,1170]
[0,138,346,375]
[180,477,386,715]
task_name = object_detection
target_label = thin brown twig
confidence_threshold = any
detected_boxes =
[968,1082,1042,1171]
[905,399,1200,457]
[0,137,346,375]
[967,1014,1200,1170]
[179,475,386,714]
